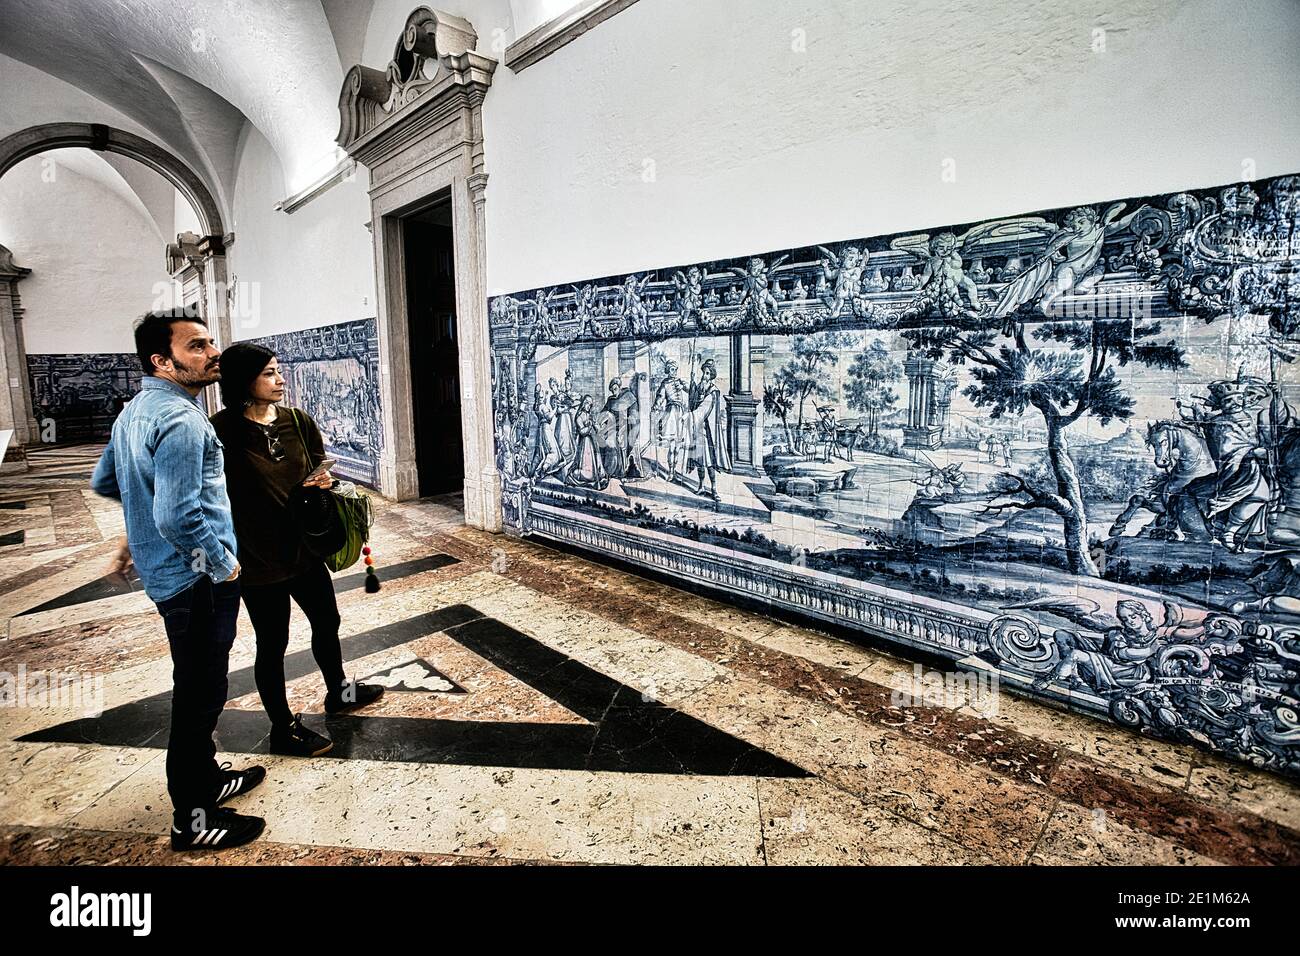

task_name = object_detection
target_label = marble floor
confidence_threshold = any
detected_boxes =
[1,445,1298,866]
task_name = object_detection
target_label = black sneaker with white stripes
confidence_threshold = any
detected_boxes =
[214,762,266,806]
[170,807,265,851]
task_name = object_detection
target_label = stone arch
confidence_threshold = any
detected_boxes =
[0,122,224,238]
[0,122,234,459]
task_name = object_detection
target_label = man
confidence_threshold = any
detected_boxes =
[815,405,838,463]
[91,307,266,851]
[687,358,731,500]
[651,360,690,482]
[1178,381,1271,552]
[601,377,645,481]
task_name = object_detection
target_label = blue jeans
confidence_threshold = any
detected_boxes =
[156,575,241,820]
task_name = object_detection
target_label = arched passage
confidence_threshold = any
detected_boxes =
[0,122,224,238]
[0,123,234,462]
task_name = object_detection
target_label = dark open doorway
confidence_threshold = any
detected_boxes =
[402,197,463,497]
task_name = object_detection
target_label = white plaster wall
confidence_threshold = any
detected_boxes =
[226,123,376,340]
[471,0,1300,295]
[0,155,177,354]
[0,53,157,144]
[174,189,202,237]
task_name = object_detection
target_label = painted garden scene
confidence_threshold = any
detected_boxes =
[489,173,1300,777]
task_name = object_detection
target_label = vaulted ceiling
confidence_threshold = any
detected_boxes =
[0,0,377,225]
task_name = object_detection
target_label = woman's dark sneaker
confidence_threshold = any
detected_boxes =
[324,680,385,714]
[214,761,266,806]
[269,715,334,757]
[170,807,265,851]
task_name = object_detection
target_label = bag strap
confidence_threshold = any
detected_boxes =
[287,407,315,482]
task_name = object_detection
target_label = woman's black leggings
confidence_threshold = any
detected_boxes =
[241,562,346,728]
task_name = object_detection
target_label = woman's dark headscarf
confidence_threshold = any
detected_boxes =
[217,342,277,409]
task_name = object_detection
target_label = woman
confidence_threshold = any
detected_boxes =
[564,395,607,489]
[211,343,383,757]
[532,385,562,479]
[553,374,577,465]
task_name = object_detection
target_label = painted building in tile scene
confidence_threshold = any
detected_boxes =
[489,173,1300,777]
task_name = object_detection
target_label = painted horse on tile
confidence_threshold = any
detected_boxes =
[1110,420,1217,541]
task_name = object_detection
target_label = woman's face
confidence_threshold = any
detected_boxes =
[250,357,286,404]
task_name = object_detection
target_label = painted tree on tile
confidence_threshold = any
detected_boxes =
[774,331,860,439]
[846,338,902,436]
[762,379,798,452]
[903,300,1187,577]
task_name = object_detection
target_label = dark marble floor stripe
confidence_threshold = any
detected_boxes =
[19,606,808,778]
[16,552,459,617]
[17,570,148,615]
[0,530,24,546]
[1051,757,1299,866]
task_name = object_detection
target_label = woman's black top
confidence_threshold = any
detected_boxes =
[210,404,326,587]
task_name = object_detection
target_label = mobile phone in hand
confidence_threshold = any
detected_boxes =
[304,458,338,483]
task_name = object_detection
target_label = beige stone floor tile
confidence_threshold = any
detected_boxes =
[955,689,1197,790]
[7,592,156,639]
[1185,757,1300,833]
[0,742,162,827]
[745,624,899,676]
[0,541,122,619]
[73,754,763,865]
[1029,800,1223,866]
[679,675,1055,863]
[758,777,993,865]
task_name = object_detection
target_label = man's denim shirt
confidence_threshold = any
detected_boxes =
[91,376,238,602]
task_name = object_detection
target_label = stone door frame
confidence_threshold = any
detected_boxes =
[337,7,500,529]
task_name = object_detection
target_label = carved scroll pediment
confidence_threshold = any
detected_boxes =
[337,6,493,152]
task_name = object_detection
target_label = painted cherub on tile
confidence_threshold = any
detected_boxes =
[1004,595,1178,696]
[671,266,705,322]
[893,231,984,322]
[724,255,788,324]
[570,283,601,338]
[817,244,869,318]
[618,273,654,336]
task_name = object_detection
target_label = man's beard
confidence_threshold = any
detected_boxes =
[172,358,221,387]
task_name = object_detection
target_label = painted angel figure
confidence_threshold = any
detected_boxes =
[671,266,705,321]
[817,244,869,317]
[618,273,653,336]
[989,202,1136,325]
[724,255,788,323]
[1003,595,1178,696]
[571,283,599,337]
[892,231,984,322]
[532,288,561,341]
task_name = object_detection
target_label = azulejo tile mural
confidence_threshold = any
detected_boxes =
[488,173,1300,778]
[28,352,142,443]
[248,317,382,486]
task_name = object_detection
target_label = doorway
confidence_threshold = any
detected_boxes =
[401,197,463,497]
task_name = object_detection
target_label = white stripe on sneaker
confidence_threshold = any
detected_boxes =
[212,829,228,844]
